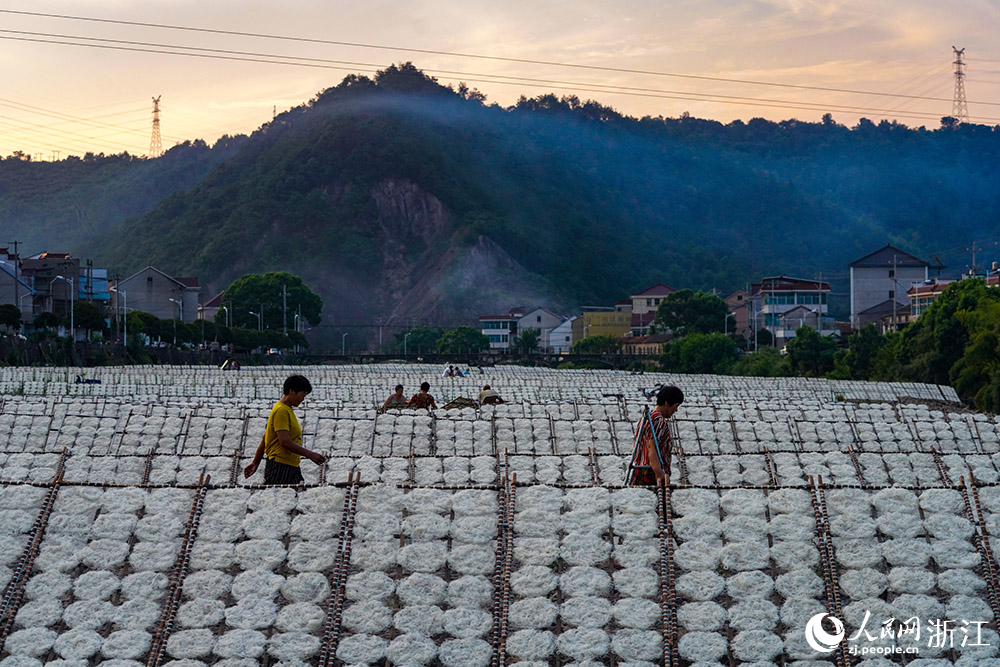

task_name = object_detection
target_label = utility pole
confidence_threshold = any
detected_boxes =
[952,46,969,124]
[8,240,21,325]
[891,256,898,331]
[967,241,981,277]
[282,284,287,336]
[149,96,163,157]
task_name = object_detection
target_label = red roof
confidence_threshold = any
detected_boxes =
[631,282,675,297]
[907,281,951,296]
[176,277,200,288]
[751,276,830,294]
[479,315,518,321]
[615,299,632,306]
[203,292,224,308]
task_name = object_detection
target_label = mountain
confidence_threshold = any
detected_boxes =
[9,64,1000,346]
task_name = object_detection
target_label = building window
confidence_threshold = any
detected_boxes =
[537,316,541,322]
[147,277,153,283]
[889,290,895,299]
[889,269,895,278]
[654,298,661,305]
[646,299,652,306]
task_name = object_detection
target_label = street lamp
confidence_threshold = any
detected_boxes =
[248,311,262,331]
[220,305,230,328]
[18,292,32,334]
[404,332,412,356]
[342,332,348,356]
[50,275,73,340]
[168,298,183,345]
[110,287,127,344]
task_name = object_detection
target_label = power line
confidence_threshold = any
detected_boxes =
[0,95,184,143]
[2,8,998,108]
[1,33,997,125]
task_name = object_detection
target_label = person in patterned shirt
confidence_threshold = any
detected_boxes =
[409,381,438,409]
[630,385,683,486]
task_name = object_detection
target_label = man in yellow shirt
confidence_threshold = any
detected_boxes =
[243,375,326,485]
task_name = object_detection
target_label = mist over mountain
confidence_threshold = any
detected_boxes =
[7,64,1000,341]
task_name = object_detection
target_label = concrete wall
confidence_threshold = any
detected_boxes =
[120,268,200,321]
[851,265,927,324]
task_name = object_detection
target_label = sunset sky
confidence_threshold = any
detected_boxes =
[2,0,1000,158]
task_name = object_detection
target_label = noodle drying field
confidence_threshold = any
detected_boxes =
[0,365,997,667]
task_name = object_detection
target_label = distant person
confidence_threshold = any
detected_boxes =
[409,382,438,409]
[382,384,409,410]
[244,374,326,485]
[442,365,453,378]
[477,384,504,405]
[629,385,683,486]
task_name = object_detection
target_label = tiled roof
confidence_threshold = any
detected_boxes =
[751,276,831,294]
[631,312,656,327]
[630,282,675,297]
[850,244,928,268]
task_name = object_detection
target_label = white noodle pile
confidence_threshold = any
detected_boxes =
[775,568,824,599]
[344,572,394,601]
[112,599,161,630]
[393,604,444,635]
[946,595,994,624]
[677,601,726,631]
[397,573,447,606]
[448,575,493,608]
[15,599,63,627]
[892,593,944,622]
[73,570,121,600]
[289,513,340,540]
[931,540,980,568]
[355,512,401,540]
[287,541,336,572]
[53,628,103,659]
[213,630,266,658]
[297,487,344,514]
[727,571,774,600]
[673,516,722,542]
[938,568,986,595]
[842,598,895,627]
[189,542,234,570]
[566,487,610,512]
[398,542,447,572]
[557,628,609,660]
[177,599,225,628]
[223,598,277,630]
[768,514,813,542]
[614,540,660,569]
[888,567,936,594]
[671,489,718,516]
[350,541,398,571]
[183,570,232,600]
[165,629,215,659]
[268,632,320,661]
[234,539,286,570]
[830,515,877,539]
[730,630,782,661]
[443,607,492,638]
[872,488,918,514]
[129,540,180,571]
[562,595,612,628]
[561,566,612,597]
[834,539,882,568]
[355,485,404,514]
[919,488,963,513]
[232,570,285,600]
[881,538,929,566]
[336,634,386,664]
[80,539,131,569]
[875,512,922,538]
[517,509,561,537]
[678,631,727,662]
[514,538,559,565]
[564,510,610,534]
[275,602,325,632]
[63,600,113,629]
[91,514,137,540]
[721,543,769,571]
[35,535,85,571]
[136,513,186,541]
[613,568,658,598]
[101,630,152,659]
[780,597,826,629]
[613,513,657,539]
[246,487,297,513]
[506,629,556,660]
[925,513,974,540]
[4,628,56,656]
[24,570,72,600]
[386,634,438,665]
[342,600,392,634]
[720,489,766,516]
[562,533,611,566]
[728,598,778,630]
[448,544,494,574]
[825,489,871,517]
[0,658,42,667]
[611,630,661,661]
[767,489,811,514]
[402,513,450,541]
[438,638,492,667]
[839,569,888,599]
[723,516,768,542]
[242,511,291,540]
[451,516,496,543]
[404,488,452,513]
[676,572,724,601]
[451,490,497,516]
[100,487,146,513]
[509,597,558,628]
[609,598,660,631]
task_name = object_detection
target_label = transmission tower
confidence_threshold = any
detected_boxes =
[149,95,162,157]
[952,46,969,124]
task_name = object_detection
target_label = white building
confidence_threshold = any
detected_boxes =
[549,316,576,353]
[850,245,930,328]
[116,266,201,322]
[751,275,837,347]
[517,307,566,352]
[478,307,525,351]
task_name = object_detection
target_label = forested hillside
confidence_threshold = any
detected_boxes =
[8,64,1000,333]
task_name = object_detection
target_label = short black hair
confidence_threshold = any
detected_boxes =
[395,384,404,391]
[283,375,312,395]
[420,381,430,392]
[483,384,491,390]
[656,385,683,407]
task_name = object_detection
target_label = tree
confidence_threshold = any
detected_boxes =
[32,311,61,330]
[572,335,623,355]
[756,328,774,348]
[73,301,107,340]
[395,326,444,354]
[437,326,490,353]
[654,289,734,337]
[785,326,838,376]
[217,272,323,331]
[729,347,792,377]
[661,332,739,374]
[0,304,21,332]
[512,327,541,353]
[831,324,887,380]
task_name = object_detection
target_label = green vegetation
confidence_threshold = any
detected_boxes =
[512,327,541,353]
[436,326,490,353]
[661,332,739,374]
[0,304,21,332]
[654,290,734,336]
[572,335,623,355]
[216,272,323,330]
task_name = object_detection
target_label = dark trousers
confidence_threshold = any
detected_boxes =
[264,459,304,485]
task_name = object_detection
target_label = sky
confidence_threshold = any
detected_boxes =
[2,0,1000,158]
